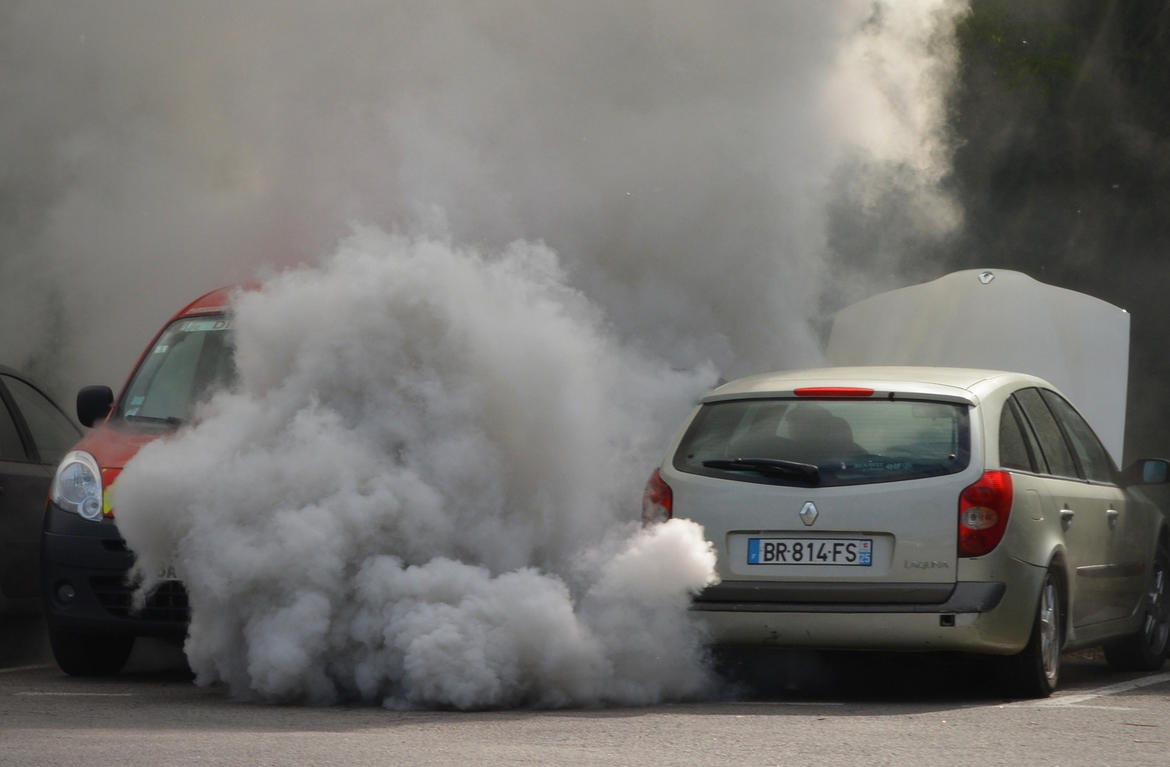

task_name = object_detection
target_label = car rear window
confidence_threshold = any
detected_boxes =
[673,398,970,487]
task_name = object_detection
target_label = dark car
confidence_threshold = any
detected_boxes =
[0,366,82,615]
[41,286,237,675]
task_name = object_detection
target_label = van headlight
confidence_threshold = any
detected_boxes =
[51,451,104,521]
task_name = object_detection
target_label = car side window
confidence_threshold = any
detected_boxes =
[0,394,27,461]
[998,397,1038,472]
[1040,389,1117,484]
[1014,388,1079,479]
[1,375,80,465]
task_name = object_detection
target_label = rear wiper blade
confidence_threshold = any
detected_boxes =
[702,458,820,485]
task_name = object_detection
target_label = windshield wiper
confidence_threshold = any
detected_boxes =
[124,413,185,427]
[702,458,820,485]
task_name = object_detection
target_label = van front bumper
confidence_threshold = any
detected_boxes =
[41,502,188,638]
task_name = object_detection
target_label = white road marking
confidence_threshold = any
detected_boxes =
[1018,704,1137,711]
[14,691,134,697]
[0,665,52,675]
[1030,671,1170,707]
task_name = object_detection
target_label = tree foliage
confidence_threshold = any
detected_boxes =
[945,0,1170,456]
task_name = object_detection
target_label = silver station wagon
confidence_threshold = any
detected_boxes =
[644,366,1170,698]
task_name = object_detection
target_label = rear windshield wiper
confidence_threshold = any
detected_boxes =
[702,458,820,485]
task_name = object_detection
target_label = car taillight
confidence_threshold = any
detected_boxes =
[958,470,1012,557]
[642,468,673,526]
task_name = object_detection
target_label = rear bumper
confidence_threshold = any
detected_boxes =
[41,503,188,638]
[694,581,1005,611]
[692,560,1047,655]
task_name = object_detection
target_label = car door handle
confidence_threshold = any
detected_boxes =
[1060,507,1075,529]
[1106,508,1120,529]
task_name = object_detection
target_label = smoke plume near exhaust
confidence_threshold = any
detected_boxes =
[4,1,968,706]
[116,230,720,707]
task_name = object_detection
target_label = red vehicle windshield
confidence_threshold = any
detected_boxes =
[117,314,236,425]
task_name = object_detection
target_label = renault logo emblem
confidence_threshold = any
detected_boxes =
[799,502,819,526]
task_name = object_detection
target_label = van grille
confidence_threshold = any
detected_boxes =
[90,576,190,622]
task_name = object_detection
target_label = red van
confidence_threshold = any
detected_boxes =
[41,287,237,675]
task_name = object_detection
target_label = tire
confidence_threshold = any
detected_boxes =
[1001,569,1063,699]
[1104,541,1170,672]
[47,626,134,676]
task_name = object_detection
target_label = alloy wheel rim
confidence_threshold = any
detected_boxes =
[1142,555,1169,654]
[1040,579,1060,684]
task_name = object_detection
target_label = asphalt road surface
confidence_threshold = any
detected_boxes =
[2,615,1169,767]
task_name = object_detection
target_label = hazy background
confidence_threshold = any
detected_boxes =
[0,1,961,400]
[826,0,1170,458]
[5,2,1168,460]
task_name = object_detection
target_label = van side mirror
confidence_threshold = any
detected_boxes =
[76,385,114,428]
[1123,458,1170,486]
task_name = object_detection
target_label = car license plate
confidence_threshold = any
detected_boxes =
[747,538,872,566]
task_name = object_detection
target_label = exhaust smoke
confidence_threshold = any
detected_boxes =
[115,231,719,707]
[2,1,969,706]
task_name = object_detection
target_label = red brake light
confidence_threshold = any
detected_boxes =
[958,470,1013,557]
[794,387,874,398]
[642,469,673,526]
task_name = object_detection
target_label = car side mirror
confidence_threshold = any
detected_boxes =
[1123,458,1170,486]
[76,385,114,428]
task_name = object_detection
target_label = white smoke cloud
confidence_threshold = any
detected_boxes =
[820,1,968,305]
[4,1,969,707]
[115,230,718,707]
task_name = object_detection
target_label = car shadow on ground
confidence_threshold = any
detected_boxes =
[709,646,1048,704]
[0,612,50,667]
[6,613,1133,710]
[1,613,191,679]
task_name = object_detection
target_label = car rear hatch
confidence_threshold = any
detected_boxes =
[665,384,982,607]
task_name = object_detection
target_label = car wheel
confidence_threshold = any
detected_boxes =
[1104,540,1170,672]
[47,626,133,676]
[1002,569,1063,699]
